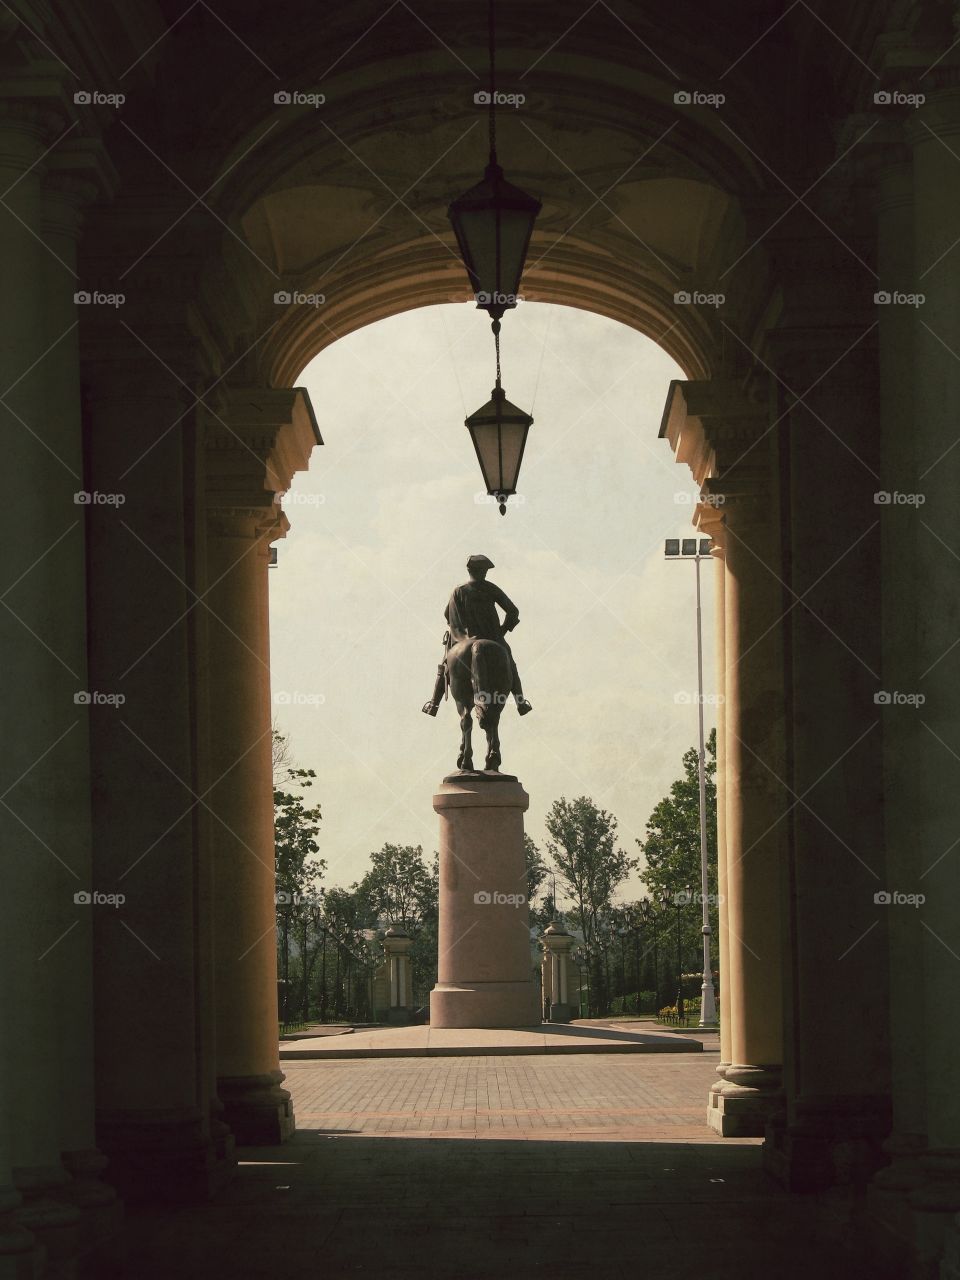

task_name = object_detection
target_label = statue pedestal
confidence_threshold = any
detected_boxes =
[430,774,540,1029]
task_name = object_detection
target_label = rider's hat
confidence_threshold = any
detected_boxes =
[467,554,495,572]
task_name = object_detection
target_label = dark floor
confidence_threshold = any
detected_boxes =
[120,1133,874,1279]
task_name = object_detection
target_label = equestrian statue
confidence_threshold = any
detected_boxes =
[422,555,532,773]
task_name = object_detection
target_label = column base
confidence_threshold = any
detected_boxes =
[216,1071,295,1146]
[706,1064,782,1137]
[209,1097,237,1169]
[905,1155,960,1280]
[763,1094,891,1191]
[57,1150,123,1279]
[96,1111,234,1206]
[13,1167,81,1278]
[548,1003,576,1024]
[0,1186,40,1280]
[430,980,540,1030]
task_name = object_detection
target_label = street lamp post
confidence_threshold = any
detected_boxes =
[639,899,658,1012]
[660,886,691,1020]
[664,536,719,1028]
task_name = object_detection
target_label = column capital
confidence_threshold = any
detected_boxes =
[907,85,960,144]
[205,387,322,510]
[659,379,768,488]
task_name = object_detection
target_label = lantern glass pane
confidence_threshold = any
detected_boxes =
[469,423,501,492]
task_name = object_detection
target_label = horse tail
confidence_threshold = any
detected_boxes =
[471,640,506,728]
[470,641,493,727]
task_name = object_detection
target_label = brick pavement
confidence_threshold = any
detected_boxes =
[284,1049,733,1140]
[120,1043,883,1279]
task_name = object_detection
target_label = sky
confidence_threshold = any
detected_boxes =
[269,301,716,907]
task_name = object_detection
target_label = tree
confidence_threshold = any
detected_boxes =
[636,729,718,1010]
[524,834,556,932]
[544,796,636,1014]
[273,730,325,1023]
[356,844,439,1002]
[357,843,435,933]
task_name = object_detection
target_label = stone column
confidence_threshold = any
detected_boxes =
[760,218,888,1188]
[431,776,540,1029]
[696,506,730,1100]
[660,382,784,1136]
[541,922,576,1022]
[82,309,228,1202]
[205,388,320,1143]
[0,90,83,1269]
[42,152,123,1264]
[867,127,929,1221]
[708,470,785,1137]
[382,928,414,1024]
[904,85,960,1263]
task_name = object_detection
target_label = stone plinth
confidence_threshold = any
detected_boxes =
[430,775,539,1029]
[541,921,578,1023]
[382,927,414,1025]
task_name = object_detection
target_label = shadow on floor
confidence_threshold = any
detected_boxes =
[120,1133,875,1279]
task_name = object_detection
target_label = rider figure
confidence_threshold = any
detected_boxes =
[421,554,533,717]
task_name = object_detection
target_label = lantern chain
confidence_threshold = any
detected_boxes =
[488,0,497,162]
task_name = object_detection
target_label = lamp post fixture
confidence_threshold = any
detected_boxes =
[638,898,658,1012]
[664,535,719,1029]
[449,0,540,514]
[660,885,692,1020]
[573,945,589,1018]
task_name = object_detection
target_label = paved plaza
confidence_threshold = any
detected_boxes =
[121,1040,879,1278]
[279,1021,705,1061]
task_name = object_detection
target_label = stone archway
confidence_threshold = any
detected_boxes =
[7,2,945,1274]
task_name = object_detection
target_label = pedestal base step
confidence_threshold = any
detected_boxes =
[430,981,541,1030]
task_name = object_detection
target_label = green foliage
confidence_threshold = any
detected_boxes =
[356,843,436,933]
[636,729,719,1005]
[543,796,636,1015]
[545,796,636,946]
[638,727,716,901]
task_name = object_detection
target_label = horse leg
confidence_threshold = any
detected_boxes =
[458,706,474,772]
[484,716,501,772]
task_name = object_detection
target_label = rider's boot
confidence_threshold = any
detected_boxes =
[512,668,533,716]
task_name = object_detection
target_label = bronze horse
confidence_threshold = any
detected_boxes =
[445,637,513,772]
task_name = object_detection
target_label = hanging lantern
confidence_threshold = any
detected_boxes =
[447,0,540,321]
[465,383,532,515]
[448,161,541,320]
